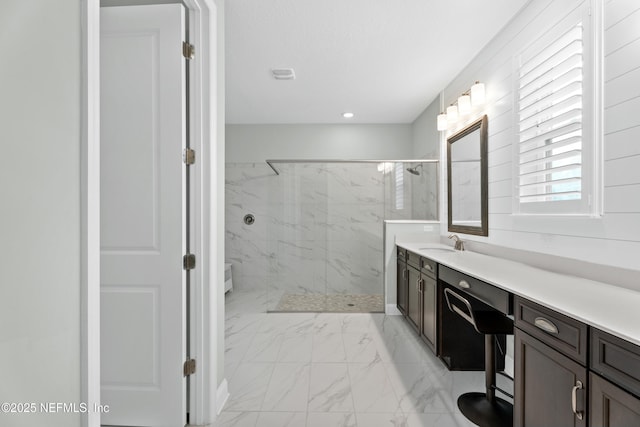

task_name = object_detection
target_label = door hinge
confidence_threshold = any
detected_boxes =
[182,41,195,60]
[183,359,196,377]
[183,253,196,270]
[183,148,195,165]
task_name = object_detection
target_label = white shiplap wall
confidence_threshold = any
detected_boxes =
[440,0,640,272]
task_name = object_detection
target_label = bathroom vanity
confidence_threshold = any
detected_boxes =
[395,242,640,427]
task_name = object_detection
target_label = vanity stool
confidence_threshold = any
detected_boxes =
[444,287,514,427]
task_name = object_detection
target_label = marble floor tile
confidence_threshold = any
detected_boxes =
[354,412,407,427]
[306,412,357,427]
[312,333,347,363]
[307,363,354,413]
[339,313,378,334]
[257,313,317,335]
[312,313,345,335]
[242,333,284,362]
[343,332,383,364]
[225,332,253,375]
[225,312,267,339]
[355,411,478,427]
[277,333,313,362]
[254,411,307,427]
[385,363,455,414]
[212,411,258,427]
[348,361,401,413]
[225,363,274,411]
[220,291,500,427]
[375,333,428,365]
[261,363,311,411]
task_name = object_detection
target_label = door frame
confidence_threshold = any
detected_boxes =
[80,0,222,425]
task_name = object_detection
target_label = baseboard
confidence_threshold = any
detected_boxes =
[216,378,229,415]
[386,304,402,315]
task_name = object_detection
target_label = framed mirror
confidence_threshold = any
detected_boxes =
[447,115,488,236]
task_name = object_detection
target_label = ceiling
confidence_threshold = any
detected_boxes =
[225,0,527,124]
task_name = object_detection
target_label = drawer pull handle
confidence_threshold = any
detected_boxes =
[424,264,433,272]
[534,317,559,334]
[571,380,584,420]
[458,280,470,289]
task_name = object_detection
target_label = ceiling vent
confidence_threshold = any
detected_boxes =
[271,68,296,80]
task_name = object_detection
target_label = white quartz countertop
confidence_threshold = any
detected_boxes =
[396,241,640,347]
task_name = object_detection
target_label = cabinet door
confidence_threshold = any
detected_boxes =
[397,259,408,315]
[590,372,640,427]
[407,265,420,332]
[420,275,436,352]
[515,328,587,427]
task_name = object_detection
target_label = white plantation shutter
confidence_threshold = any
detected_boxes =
[517,21,586,212]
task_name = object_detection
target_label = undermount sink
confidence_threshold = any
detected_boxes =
[419,247,456,252]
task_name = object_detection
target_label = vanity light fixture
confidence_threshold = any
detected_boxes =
[437,81,486,131]
[446,104,459,121]
[471,81,486,105]
[458,94,471,115]
[342,112,355,119]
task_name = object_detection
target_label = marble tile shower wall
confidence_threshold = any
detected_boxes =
[225,162,437,310]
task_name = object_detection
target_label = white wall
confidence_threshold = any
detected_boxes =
[0,1,82,426]
[226,124,414,162]
[411,96,440,159]
[431,0,640,275]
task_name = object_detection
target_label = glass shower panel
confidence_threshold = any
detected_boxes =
[266,162,386,312]
[263,160,438,312]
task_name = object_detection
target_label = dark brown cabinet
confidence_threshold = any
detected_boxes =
[396,248,408,316]
[514,327,587,427]
[590,372,640,427]
[514,297,588,427]
[398,249,437,352]
[420,273,437,352]
[589,328,640,427]
[406,259,421,332]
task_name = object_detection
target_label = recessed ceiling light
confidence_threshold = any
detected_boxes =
[271,68,296,80]
[342,112,355,119]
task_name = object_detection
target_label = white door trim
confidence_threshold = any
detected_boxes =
[80,0,220,425]
[80,1,101,427]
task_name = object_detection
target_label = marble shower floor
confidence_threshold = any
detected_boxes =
[218,289,489,427]
[273,293,385,313]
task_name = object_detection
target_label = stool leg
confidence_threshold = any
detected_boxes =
[485,334,496,402]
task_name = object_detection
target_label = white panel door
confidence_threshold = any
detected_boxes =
[100,5,186,426]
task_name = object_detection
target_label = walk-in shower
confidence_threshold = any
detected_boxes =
[225,159,438,313]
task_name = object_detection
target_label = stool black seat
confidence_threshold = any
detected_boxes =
[444,288,514,427]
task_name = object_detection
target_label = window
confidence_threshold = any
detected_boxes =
[515,3,601,215]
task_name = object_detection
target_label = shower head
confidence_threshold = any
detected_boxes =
[406,164,423,176]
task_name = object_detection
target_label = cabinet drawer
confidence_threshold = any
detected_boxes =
[438,265,511,315]
[514,297,587,365]
[406,250,420,269]
[397,247,406,260]
[421,257,437,279]
[591,328,640,397]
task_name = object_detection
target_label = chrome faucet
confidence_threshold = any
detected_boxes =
[448,234,465,251]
